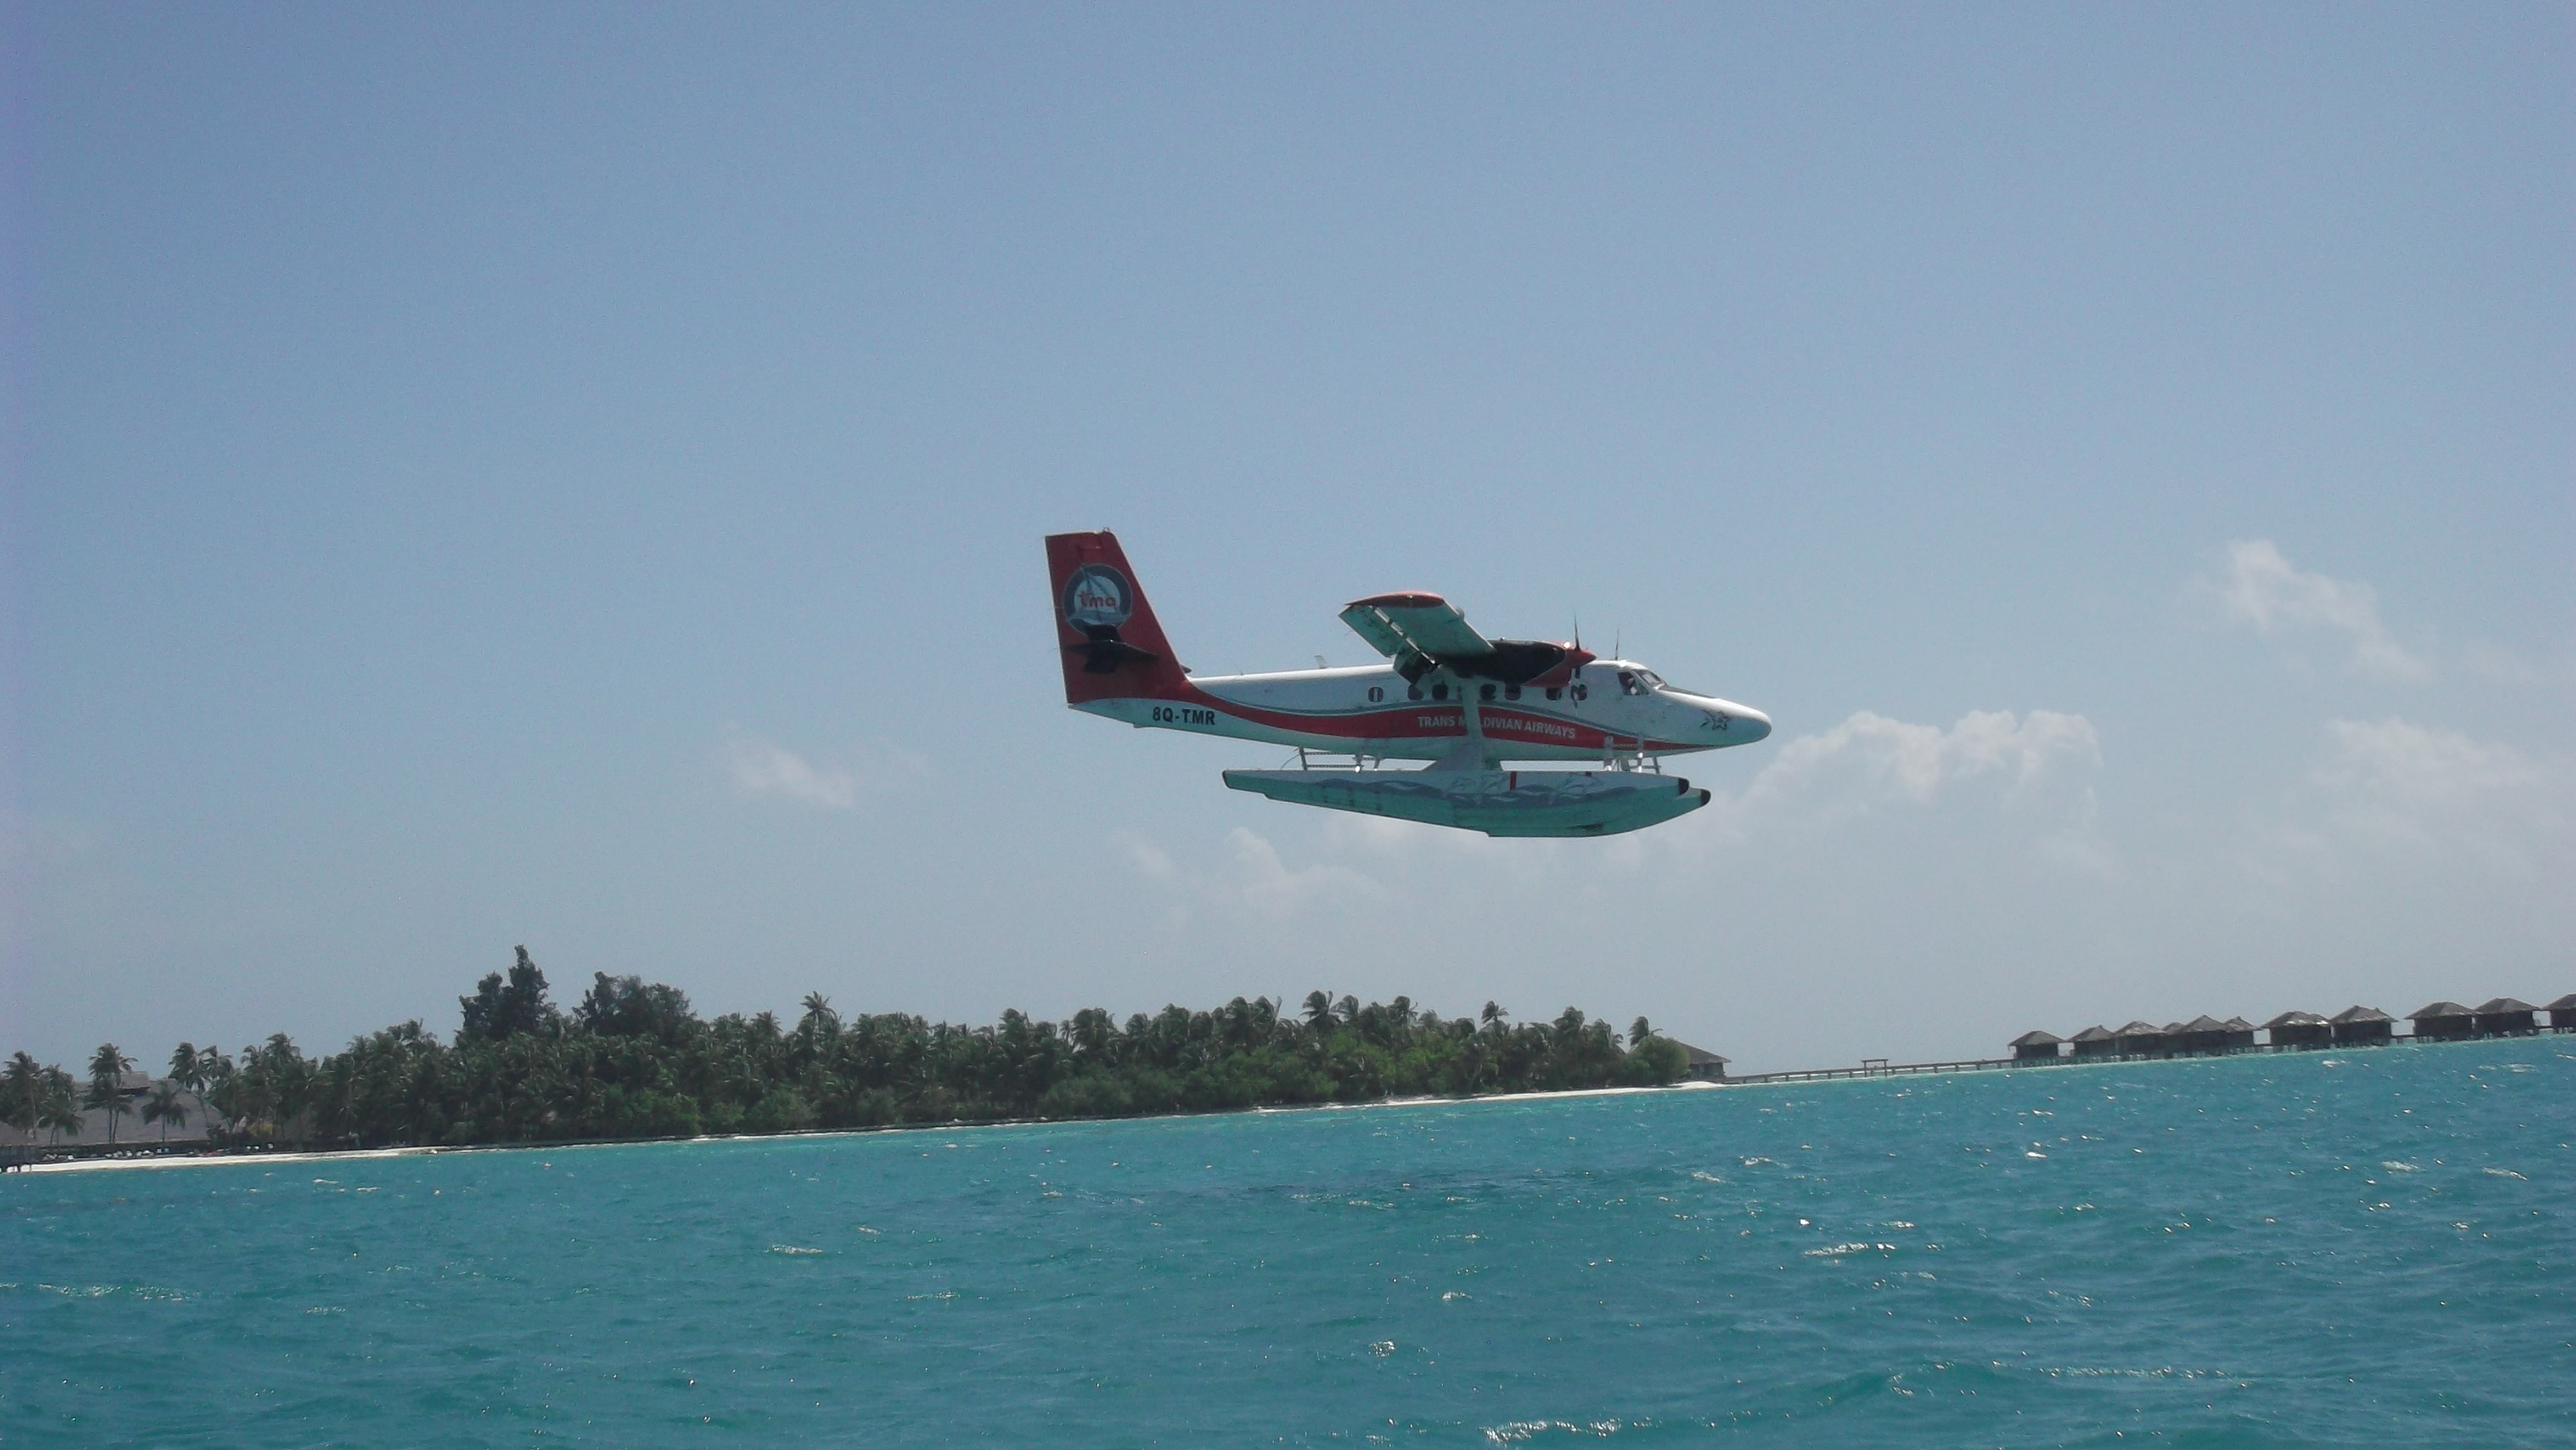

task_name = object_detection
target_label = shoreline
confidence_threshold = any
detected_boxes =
[7,1079,1727,1175]
[18,1037,2558,1176]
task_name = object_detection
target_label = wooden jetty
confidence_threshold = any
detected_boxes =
[1728,1056,2024,1086]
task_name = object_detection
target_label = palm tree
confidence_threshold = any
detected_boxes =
[797,993,839,1057]
[167,1042,205,1094]
[41,1068,82,1145]
[86,1043,136,1144]
[1629,1017,1652,1048]
[1457,1036,1493,1093]
[1481,1001,1507,1029]
[3,1053,42,1153]
[200,1047,238,1136]
[1303,991,1334,1029]
[142,1082,189,1143]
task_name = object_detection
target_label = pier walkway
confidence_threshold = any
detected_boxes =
[1718,1035,2525,1086]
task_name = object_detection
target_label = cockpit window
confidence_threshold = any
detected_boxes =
[1635,669,1665,690]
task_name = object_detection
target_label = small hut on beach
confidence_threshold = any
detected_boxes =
[2329,1006,2393,1046]
[2548,994,2576,1033]
[2471,998,2537,1037]
[2069,1025,2118,1058]
[2009,1030,2063,1062]
[2264,1010,2331,1048]
[1673,1042,1730,1082]
[2113,1020,2168,1057]
[2409,1001,2475,1041]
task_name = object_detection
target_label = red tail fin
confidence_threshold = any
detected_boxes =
[1045,532,1189,704]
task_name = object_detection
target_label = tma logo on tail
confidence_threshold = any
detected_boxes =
[1061,565,1133,631]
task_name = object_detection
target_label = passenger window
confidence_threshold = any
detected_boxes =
[1408,684,1422,701]
[1545,686,1561,701]
[1431,682,1448,701]
[1479,683,1496,702]
[1504,684,1521,700]
[1367,686,1384,703]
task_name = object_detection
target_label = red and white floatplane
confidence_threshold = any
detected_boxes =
[1047,531,1772,838]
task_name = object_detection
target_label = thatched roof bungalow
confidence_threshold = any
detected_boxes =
[2263,1010,2331,1049]
[2471,998,2537,1037]
[16,1072,214,1151]
[2409,1001,2475,1041]
[2009,1029,2063,1062]
[1673,1041,1730,1082]
[2172,1015,2237,1056]
[2329,1005,2393,1045]
[2547,994,2576,1033]
[2222,1016,2259,1051]
[2068,1025,2118,1058]
[2113,1020,2168,1056]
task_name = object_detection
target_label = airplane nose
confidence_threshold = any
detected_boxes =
[1724,707,1771,742]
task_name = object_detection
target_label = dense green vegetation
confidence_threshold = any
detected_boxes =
[4,949,1690,1151]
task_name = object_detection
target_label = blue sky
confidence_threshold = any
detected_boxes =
[6,4,2569,1072]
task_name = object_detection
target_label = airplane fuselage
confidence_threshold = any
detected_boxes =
[1074,658,1770,762]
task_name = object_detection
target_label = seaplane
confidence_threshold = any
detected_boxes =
[1048,531,1772,838]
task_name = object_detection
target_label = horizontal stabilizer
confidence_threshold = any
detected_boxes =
[1223,768,1708,838]
[1065,638,1161,674]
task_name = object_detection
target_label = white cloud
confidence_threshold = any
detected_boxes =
[1223,827,1385,914]
[2461,640,2551,686]
[1118,824,1386,920]
[2307,717,2568,866]
[1701,708,2111,873]
[2206,539,2429,682]
[1120,834,1177,881]
[2316,717,2542,805]
[720,733,925,809]
[1737,708,2101,819]
[2224,716,2571,906]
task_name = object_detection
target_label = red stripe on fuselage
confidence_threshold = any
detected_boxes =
[1136,679,1696,754]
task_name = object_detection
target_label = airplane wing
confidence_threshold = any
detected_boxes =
[1339,593,1495,664]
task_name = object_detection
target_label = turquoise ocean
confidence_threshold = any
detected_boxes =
[5,1037,2570,1446]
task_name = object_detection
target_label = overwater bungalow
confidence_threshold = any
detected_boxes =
[2471,997,2537,1037]
[2409,1001,2475,1040]
[2329,1005,2394,1046]
[2068,1025,2119,1058]
[2009,1029,2063,1062]
[2221,1017,2259,1051]
[2548,994,2576,1033]
[2263,1010,2332,1048]
[2113,1020,2168,1056]
[2172,1015,2239,1056]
